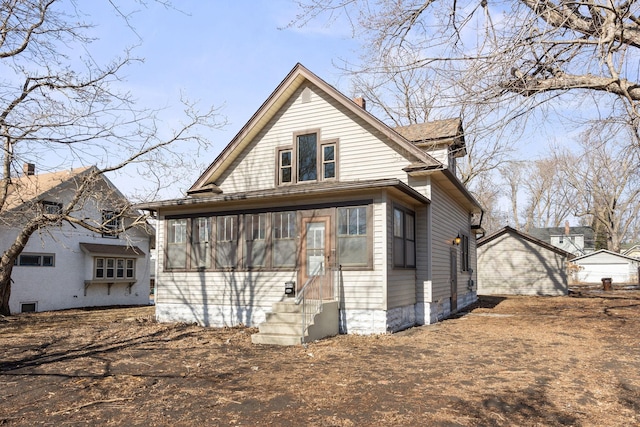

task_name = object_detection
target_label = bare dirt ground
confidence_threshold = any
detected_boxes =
[1,290,639,426]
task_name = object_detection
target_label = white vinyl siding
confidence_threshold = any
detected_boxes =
[217,84,419,193]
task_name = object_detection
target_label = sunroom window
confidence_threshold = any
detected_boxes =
[393,207,416,268]
[245,213,267,268]
[338,207,368,266]
[272,211,296,267]
[216,215,238,268]
[166,218,187,269]
[192,217,211,269]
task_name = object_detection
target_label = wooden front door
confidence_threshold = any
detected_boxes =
[299,215,333,299]
[450,248,458,312]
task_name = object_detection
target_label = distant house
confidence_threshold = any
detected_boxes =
[529,226,595,256]
[1,164,153,313]
[622,245,640,259]
[477,226,573,296]
[137,63,483,344]
[571,250,640,284]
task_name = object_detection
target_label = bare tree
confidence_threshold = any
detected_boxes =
[293,0,640,139]
[346,51,514,190]
[0,1,224,315]
[554,129,640,252]
[518,157,576,231]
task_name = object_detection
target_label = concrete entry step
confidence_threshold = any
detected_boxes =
[251,300,339,346]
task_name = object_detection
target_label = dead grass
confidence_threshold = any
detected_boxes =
[1,292,639,426]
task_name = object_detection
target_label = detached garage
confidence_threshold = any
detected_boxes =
[477,226,573,296]
[571,250,640,284]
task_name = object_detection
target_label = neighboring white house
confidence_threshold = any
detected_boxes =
[477,226,573,296]
[137,63,483,343]
[528,226,595,256]
[1,164,153,313]
[622,245,640,259]
[571,250,640,284]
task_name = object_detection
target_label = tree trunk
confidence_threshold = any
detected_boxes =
[0,221,41,316]
[0,260,14,316]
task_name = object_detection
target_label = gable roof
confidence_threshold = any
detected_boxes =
[528,226,595,245]
[571,249,640,263]
[478,226,574,258]
[188,63,441,194]
[3,166,95,211]
[394,119,466,157]
[622,245,640,257]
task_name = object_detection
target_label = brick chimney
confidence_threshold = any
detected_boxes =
[23,163,35,176]
[353,97,366,110]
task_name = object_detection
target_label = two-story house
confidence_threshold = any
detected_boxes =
[137,64,482,344]
[1,164,153,313]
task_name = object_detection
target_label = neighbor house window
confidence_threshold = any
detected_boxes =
[102,210,121,238]
[245,213,267,268]
[191,217,211,269]
[166,218,187,269]
[15,253,55,267]
[272,211,296,267]
[338,206,368,267]
[216,215,238,268]
[393,207,416,268]
[41,201,62,214]
[21,303,37,313]
[95,257,136,280]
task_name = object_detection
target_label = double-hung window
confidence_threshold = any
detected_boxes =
[277,132,338,185]
[279,149,293,184]
[393,207,416,268]
[461,234,470,272]
[338,206,369,267]
[102,210,121,238]
[322,143,336,179]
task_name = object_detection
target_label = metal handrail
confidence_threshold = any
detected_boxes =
[295,263,325,339]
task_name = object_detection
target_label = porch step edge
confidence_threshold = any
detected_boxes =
[251,332,304,346]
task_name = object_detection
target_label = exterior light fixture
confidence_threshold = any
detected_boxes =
[453,234,461,246]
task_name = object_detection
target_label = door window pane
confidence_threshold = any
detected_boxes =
[306,222,325,275]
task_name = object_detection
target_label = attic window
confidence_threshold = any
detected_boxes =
[102,210,121,238]
[41,201,62,214]
[301,87,311,103]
